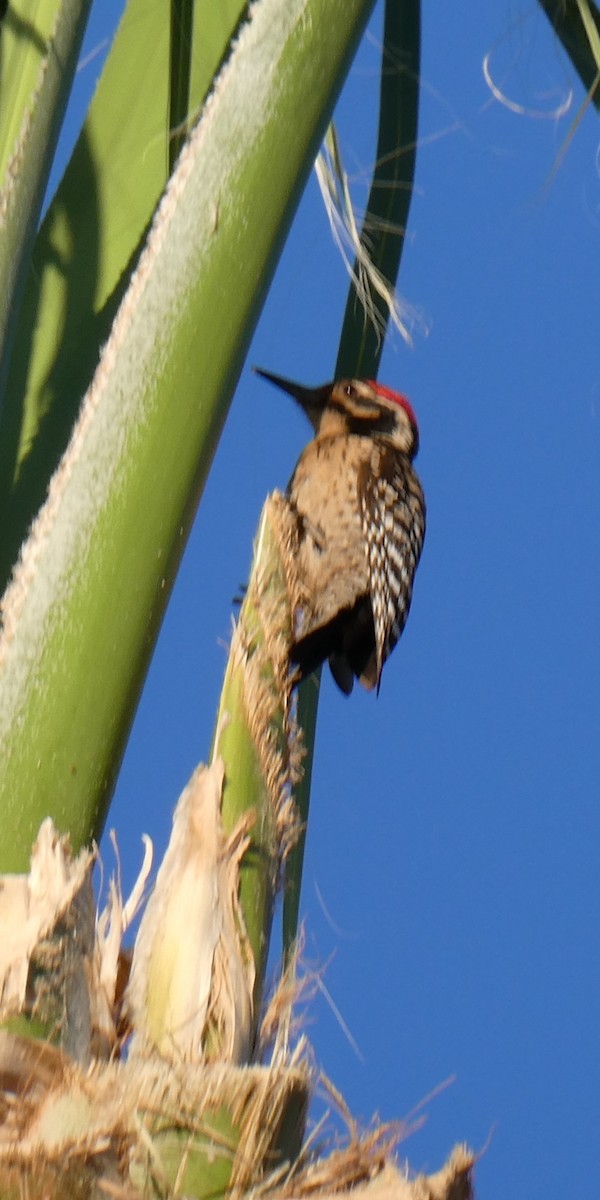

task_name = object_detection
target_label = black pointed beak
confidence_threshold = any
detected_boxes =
[253,367,328,428]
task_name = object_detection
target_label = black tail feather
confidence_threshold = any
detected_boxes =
[291,597,375,696]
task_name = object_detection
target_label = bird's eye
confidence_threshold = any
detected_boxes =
[344,383,357,399]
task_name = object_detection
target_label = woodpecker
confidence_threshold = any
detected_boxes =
[256,368,425,695]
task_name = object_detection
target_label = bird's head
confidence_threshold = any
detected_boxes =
[255,369,419,459]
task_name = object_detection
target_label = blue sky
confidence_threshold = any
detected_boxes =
[61,4,600,1197]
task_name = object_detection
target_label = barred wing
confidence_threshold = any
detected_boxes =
[358,448,425,690]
